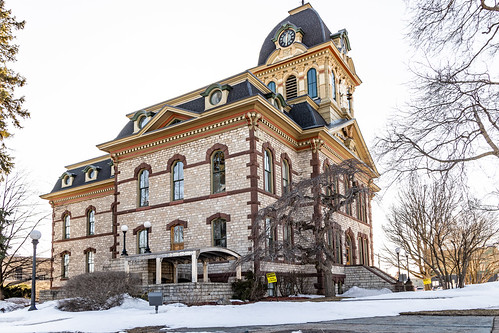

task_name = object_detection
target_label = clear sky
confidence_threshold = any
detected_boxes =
[6,0,410,264]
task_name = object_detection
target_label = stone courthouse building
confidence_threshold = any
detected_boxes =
[41,3,393,298]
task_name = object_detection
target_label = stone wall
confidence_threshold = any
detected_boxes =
[343,265,397,292]
[143,282,233,304]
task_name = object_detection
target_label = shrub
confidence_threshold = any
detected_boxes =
[231,271,266,301]
[57,271,140,312]
[3,285,31,298]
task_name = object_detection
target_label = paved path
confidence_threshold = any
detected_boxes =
[160,315,499,333]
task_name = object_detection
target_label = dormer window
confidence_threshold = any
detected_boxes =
[268,81,276,93]
[60,172,75,188]
[201,83,233,111]
[210,90,223,105]
[138,115,149,129]
[131,111,155,133]
[83,165,100,182]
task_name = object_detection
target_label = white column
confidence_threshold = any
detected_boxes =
[173,263,178,284]
[203,261,208,282]
[236,264,242,280]
[155,258,162,284]
[191,252,198,283]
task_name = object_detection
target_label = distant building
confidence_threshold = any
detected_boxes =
[41,3,386,296]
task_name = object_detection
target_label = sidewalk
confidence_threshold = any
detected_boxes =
[151,315,498,333]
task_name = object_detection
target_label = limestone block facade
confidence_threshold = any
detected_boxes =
[42,3,380,295]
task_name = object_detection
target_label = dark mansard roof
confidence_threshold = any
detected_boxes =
[257,6,333,66]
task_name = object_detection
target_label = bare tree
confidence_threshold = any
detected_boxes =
[240,159,371,297]
[465,246,499,284]
[0,172,46,299]
[376,1,499,176]
[447,200,498,287]
[384,175,498,289]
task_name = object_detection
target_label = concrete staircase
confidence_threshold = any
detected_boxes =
[343,265,397,292]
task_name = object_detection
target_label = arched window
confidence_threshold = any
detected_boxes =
[171,225,184,250]
[283,223,293,247]
[87,209,95,236]
[307,68,318,98]
[212,218,227,248]
[268,81,276,93]
[331,72,337,101]
[172,161,184,201]
[345,235,352,265]
[63,214,70,239]
[138,229,148,254]
[138,169,149,207]
[282,159,290,194]
[212,151,226,194]
[86,252,95,273]
[344,176,352,215]
[285,75,297,99]
[264,149,273,193]
[335,232,343,264]
[62,253,70,278]
[265,217,276,256]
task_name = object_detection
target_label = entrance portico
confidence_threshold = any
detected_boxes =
[123,247,242,284]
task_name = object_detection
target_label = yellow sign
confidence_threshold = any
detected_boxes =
[423,278,432,285]
[266,272,277,283]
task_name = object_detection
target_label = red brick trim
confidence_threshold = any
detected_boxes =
[133,225,153,235]
[85,205,96,215]
[61,210,71,220]
[166,154,187,173]
[83,247,96,254]
[133,163,152,178]
[59,250,71,257]
[205,143,229,163]
[206,212,231,224]
[166,219,188,229]
[54,232,114,243]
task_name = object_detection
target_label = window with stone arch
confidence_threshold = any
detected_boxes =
[307,68,318,98]
[285,75,297,99]
[212,218,227,248]
[331,71,337,101]
[63,213,71,239]
[60,251,70,279]
[282,158,290,194]
[87,208,95,236]
[138,229,148,254]
[84,248,96,273]
[268,81,276,93]
[172,160,184,201]
[211,150,226,194]
[264,149,274,193]
[168,219,187,251]
[138,169,149,207]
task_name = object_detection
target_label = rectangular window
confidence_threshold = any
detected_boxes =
[173,161,184,201]
[64,215,70,239]
[138,229,148,254]
[282,160,290,194]
[265,218,276,256]
[15,267,22,280]
[212,219,227,248]
[62,254,69,278]
[87,252,94,273]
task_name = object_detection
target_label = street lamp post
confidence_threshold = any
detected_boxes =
[121,225,128,256]
[405,252,414,291]
[395,247,403,292]
[144,221,151,253]
[28,230,41,311]
[406,253,410,282]
[395,247,401,281]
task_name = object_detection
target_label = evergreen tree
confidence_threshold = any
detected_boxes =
[0,1,27,175]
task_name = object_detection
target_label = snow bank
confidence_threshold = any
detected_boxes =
[341,286,392,298]
[1,281,499,332]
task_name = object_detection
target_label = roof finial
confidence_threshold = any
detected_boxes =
[302,0,305,5]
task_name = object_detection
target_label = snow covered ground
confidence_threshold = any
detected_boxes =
[1,282,499,333]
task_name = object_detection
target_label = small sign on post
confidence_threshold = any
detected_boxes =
[148,292,163,314]
[423,278,432,285]
[266,272,277,283]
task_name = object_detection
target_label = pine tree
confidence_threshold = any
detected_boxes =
[0,1,27,175]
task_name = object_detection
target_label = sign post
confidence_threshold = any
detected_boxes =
[266,272,278,301]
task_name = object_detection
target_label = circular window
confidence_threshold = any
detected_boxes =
[210,90,223,105]
[138,116,149,129]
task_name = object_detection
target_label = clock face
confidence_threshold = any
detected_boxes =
[279,29,295,47]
